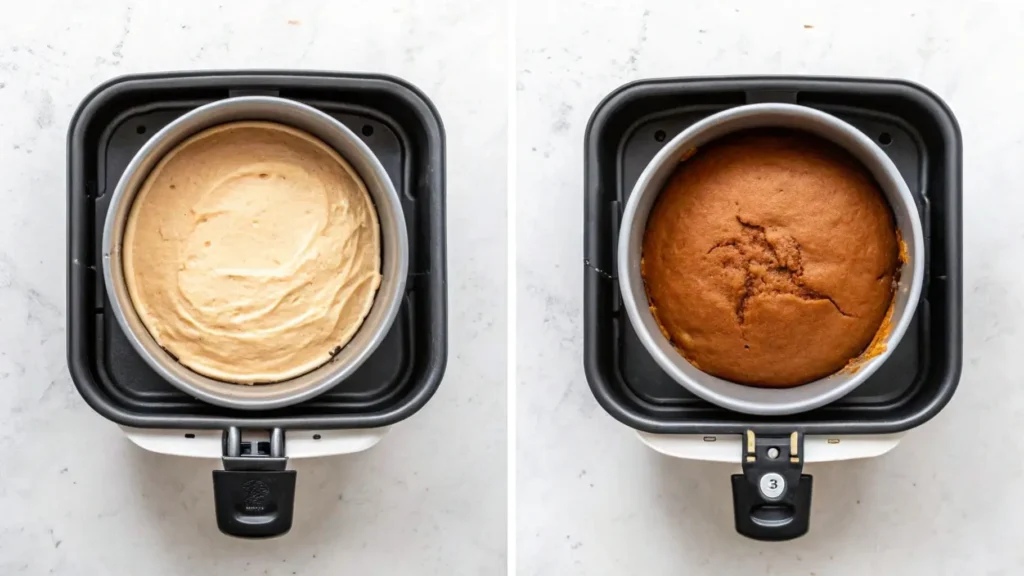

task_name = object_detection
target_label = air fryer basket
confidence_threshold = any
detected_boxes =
[583,76,962,541]
[67,71,448,537]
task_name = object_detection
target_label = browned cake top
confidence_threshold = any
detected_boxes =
[641,131,899,387]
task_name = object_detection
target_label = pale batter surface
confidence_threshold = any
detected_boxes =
[123,121,381,384]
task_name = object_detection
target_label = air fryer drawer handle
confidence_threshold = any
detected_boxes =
[213,427,296,538]
[730,430,812,541]
[213,469,297,538]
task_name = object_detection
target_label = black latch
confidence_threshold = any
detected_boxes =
[730,430,813,541]
[213,427,297,538]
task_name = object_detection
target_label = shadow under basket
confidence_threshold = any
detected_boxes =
[67,71,447,538]
[583,76,962,541]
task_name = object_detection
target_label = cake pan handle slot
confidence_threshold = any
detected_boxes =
[213,427,297,539]
[730,430,812,541]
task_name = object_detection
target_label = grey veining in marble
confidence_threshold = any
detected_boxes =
[0,1,506,574]
[518,0,1022,574]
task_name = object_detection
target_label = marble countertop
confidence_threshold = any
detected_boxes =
[0,1,506,574]
[517,0,1019,574]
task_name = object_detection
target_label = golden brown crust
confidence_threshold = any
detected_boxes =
[641,131,899,387]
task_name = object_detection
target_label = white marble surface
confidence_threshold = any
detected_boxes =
[517,1,1020,574]
[0,0,506,574]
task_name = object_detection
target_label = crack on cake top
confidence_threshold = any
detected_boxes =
[708,216,854,325]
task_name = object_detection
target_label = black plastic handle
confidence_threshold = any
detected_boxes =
[731,473,812,541]
[730,430,812,541]
[213,469,297,538]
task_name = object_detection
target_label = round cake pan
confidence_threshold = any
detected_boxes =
[103,96,409,410]
[617,103,926,416]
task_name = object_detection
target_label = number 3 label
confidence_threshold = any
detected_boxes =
[759,472,786,499]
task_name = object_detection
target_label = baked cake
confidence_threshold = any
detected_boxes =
[641,131,900,387]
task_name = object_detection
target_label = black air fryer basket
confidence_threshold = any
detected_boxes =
[67,71,447,538]
[583,76,962,541]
